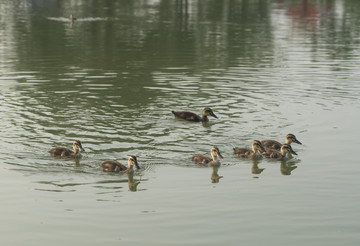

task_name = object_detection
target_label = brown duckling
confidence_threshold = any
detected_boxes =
[49,140,85,158]
[233,140,265,159]
[172,107,218,122]
[262,144,297,161]
[100,155,141,174]
[262,133,302,151]
[191,146,223,167]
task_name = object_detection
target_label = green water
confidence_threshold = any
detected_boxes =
[1,0,360,245]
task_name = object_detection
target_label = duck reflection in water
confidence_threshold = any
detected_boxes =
[280,160,298,175]
[251,159,265,175]
[127,173,141,191]
[210,166,223,183]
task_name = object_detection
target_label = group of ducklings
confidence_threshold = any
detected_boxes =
[174,108,302,167]
[49,107,302,174]
[49,140,140,174]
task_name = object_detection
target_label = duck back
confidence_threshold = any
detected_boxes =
[191,154,212,165]
[261,140,282,151]
[100,160,127,172]
[49,147,75,158]
[233,147,256,159]
[172,111,202,122]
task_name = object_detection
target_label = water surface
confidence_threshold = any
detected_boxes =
[0,0,360,245]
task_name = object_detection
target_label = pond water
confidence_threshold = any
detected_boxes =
[0,0,360,245]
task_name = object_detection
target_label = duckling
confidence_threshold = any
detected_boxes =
[49,140,85,158]
[172,107,218,122]
[191,146,223,167]
[69,14,77,21]
[233,140,265,159]
[262,144,297,161]
[261,133,302,151]
[100,155,141,174]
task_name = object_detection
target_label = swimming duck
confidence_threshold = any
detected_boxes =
[262,144,297,161]
[49,140,85,158]
[100,155,141,174]
[261,133,302,151]
[69,14,77,21]
[191,146,223,167]
[233,140,265,159]
[172,107,218,122]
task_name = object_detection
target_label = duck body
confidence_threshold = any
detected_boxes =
[233,140,265,159]
[99,160,129,173]
[261,140,282,151]
[262,149,284,160]
[49,140,85,159]
[49,147,80,158]
[100,155,140,174]
[191,146,223,167]
[172,107,217,122]
[262,134,302,151]
[262,144,297,161]
[191,154,213,165]
[233,148,259,159]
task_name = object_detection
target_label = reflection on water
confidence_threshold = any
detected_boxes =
[280,160,298,176]
[127,173,141,191]
[210,166,223,183]
[251,159,265,175]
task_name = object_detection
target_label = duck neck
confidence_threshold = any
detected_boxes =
[201,115,209,122]
[127,164,134,173]
[211,153,218,162]
[280,149,287,159]
[252,147,260,156]
[73,148,81,157]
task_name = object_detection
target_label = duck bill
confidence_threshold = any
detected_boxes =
[289,149,297,155]
[134,161,141,169]
[211,112,218,118]
[218,152,224,159]
[294,139,302,145]
[260,146,266,153]
[79,146,85,152]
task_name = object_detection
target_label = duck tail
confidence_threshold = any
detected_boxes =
[171,110,176,115]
